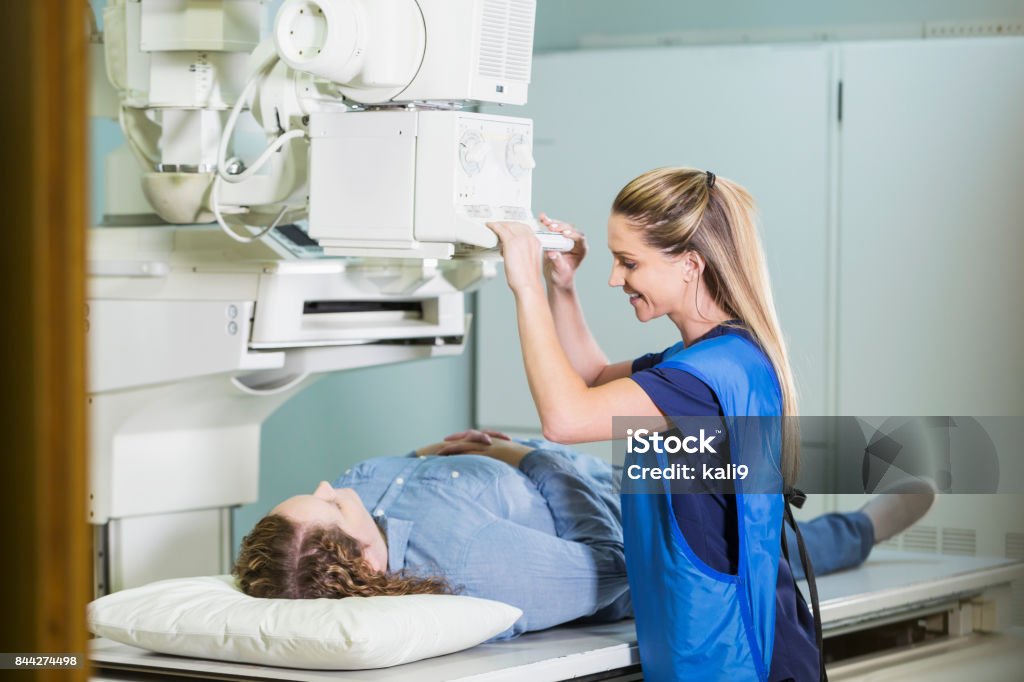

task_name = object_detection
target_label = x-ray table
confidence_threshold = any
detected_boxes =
[90,550,1024,681]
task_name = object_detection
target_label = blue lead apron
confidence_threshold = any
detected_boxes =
[622,335,786,681]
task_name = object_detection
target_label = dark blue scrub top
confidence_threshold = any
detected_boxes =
[632,324,820,681]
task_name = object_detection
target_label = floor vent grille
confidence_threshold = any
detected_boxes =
[901,525,939,553]
[940,527,976,556]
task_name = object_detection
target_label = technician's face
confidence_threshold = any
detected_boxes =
[272,483,387,574]
[607,213,688,323]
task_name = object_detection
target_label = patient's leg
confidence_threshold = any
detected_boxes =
[786,512,875,580]
[858,479,937,544]
[786,480,936,579]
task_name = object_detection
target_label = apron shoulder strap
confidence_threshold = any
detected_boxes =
[782,488,828,682]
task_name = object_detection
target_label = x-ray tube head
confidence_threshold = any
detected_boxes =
[273,0,535,106]
[273,0,426,101]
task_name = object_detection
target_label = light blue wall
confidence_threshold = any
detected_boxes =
[535,1,1024,51]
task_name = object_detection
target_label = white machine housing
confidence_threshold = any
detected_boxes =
[100,0,547,259]
[274,0,535,106]
[103,0,262,111]
[395,0,535,105]
[308,110,535,258]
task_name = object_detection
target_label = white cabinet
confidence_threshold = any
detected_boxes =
[836,38,1024,416]
[831,38,1024,573]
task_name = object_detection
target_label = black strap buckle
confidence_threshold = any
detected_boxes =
[784,486,807,510]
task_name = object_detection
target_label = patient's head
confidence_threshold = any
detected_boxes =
[233,482,450,599]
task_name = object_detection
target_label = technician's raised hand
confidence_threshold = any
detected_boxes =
[538,213,588,292]
[486,221,544,295]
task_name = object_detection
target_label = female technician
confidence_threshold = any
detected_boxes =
[487,168,821,681]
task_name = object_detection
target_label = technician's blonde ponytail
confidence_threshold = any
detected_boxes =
[613,167,800,486]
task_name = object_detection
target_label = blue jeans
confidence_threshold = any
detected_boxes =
[786,511,875,580]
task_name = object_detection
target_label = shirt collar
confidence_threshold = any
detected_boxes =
[381,516,414,573]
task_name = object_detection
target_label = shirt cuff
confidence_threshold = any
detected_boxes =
[519,449,577,482]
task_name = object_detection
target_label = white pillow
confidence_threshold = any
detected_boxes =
[88,575,522,670]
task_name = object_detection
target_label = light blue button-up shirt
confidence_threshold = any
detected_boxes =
[330,440,630,639]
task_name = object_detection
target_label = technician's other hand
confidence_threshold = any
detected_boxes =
[538,213,587,292]
[486,221,543,295]
[443,429,512,446]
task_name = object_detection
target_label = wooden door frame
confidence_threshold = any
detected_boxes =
[0,1,90,678]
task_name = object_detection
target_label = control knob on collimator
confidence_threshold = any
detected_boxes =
[459,131,489,175]
[506,134,535,178]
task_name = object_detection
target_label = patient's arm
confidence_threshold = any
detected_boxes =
[443,428,512,443]
[414,441,450,456]
[414,429,513,456]
[437,439,532,467]
[404,442,626,634]
[459,448,627,637]
[460,514,628,637]
[414,437,532,467]
[518,449,622,549]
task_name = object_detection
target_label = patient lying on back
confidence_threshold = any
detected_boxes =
[233,431,933,639]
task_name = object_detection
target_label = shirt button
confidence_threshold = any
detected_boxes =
[418,455,426,459]
[344,469,351,475]
[395,477,404,485]
[451,471,460,479]
[373,509,384,517]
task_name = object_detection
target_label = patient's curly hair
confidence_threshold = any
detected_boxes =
[233,514,452,599]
